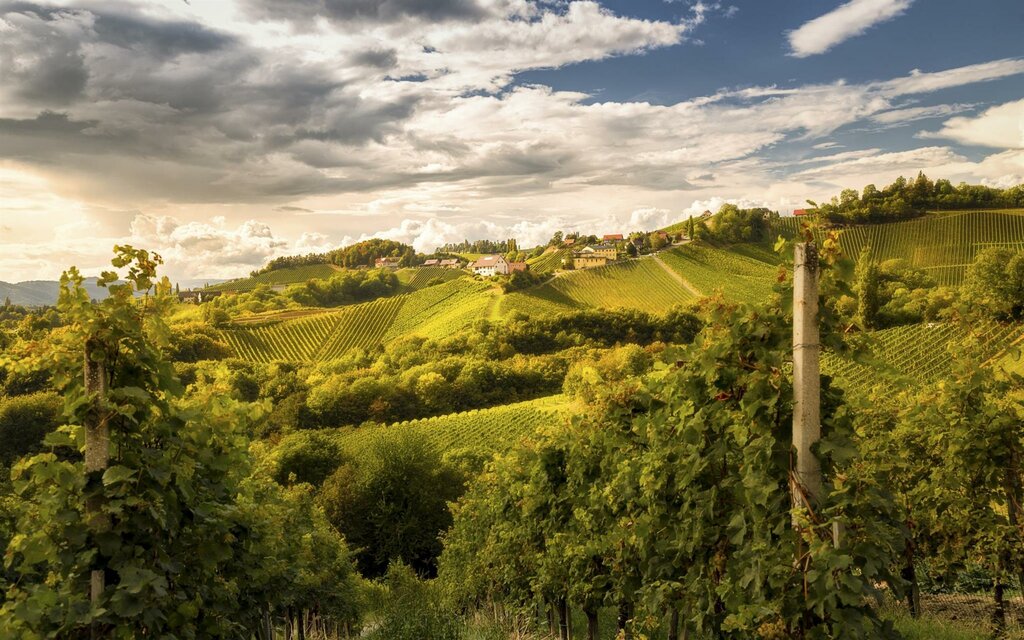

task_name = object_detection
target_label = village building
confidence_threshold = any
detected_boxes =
[572,244,618,270]
[471,255,510,276]
[573,254,613,270]
[793,208,810,217]
[602,234,624,242]
[582,244,618,260]
[374,257,402,269]
[423,259,440,266]
[177,290,223,304]
[439,258,463,269]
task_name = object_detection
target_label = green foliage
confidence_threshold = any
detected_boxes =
[167,321,235,362]
[0,392,61,467]
[365,562,464,640]
[441,244,903,638]
[271,429,348,486]
[0,247,359,637]
[327,238,416,269]
[871,362,1024,596]
[811,173,1024,224]
[855,246,881,330]
[703,204,776,243]
[963,247,1024,320]
[318,431,465,577]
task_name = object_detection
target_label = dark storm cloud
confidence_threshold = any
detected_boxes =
[352,48,399,69]
[0,2,427,201]
[242,0,488,25]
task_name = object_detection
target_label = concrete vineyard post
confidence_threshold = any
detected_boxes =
[792,242,822,512]
[84,339,109,623]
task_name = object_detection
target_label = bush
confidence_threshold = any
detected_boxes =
[0,392,61,466]
[366,562,463,640]
[168,322,235,362]
[318,432,465,577]
[271,430,347,486]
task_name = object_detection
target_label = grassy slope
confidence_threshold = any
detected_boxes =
[518,257,696,315]
[205,264,341,292]
[527,247,571,273]
[396,267,467,291]
[220,279,497,362]
[823,320,1024,396]
[333,394,570,458]
[773,210,1024,286]
[658,243,780,304]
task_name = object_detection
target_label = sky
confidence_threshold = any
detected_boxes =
[0,0,1022,281]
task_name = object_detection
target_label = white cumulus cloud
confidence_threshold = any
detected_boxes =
[922,99,1024,150]
[787,0,914,58]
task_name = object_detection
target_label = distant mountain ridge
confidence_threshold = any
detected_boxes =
[0,278,226,306]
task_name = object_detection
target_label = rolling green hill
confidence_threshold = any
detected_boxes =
[823,320,1024,396]
[205,264,341,292]
[658,243,780,304]
[396,266,467,291]
[527,247,571,273]
[773,210,1024,286]
[220,278,497,362]
[522,257,696,314]
[333,394,570,458]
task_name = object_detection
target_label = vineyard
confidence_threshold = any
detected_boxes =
[220,296,405,362]
[525,257,695,315]
[823,320,1024,394]
[333,395,570,457]
[383,279,496,341]
[771,210,1024,286]
[204,263,340,291]
[659,243,779,304]
[499,289,576,318]
[527,247,571,273]
[397,267,467,290]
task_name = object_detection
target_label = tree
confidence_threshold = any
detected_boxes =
[0,247,360,637]
[963,247,1024,320]
[855,246,881,329]
[318,431,465,577]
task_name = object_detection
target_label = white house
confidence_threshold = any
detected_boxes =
[471,255,509,276]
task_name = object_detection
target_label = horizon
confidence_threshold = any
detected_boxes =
[1,0,1023,281]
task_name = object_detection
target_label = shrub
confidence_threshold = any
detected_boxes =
[0,392,61,466]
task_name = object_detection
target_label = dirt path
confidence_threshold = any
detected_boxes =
[651,254,702,298]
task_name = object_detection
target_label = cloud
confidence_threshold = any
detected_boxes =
[921,99,1024,149]
[241,0,490,25]
[870,103,975,125]
[787,0,914,58]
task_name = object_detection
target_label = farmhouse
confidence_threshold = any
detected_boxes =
[573,254,613,270]
[793,208,810,217]
[573,244,618,270]
[439,259,463,269]
[471,255,510,276]
[177,290,222,304]
[374,257,402,269]
[423,259,440,266]
[603,234,624,242]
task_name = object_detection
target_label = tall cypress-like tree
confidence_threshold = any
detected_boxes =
[855,245,881,330]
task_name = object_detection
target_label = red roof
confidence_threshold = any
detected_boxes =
[603,234,624,241]
[793,209,809,216]
[508,262,528,272]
